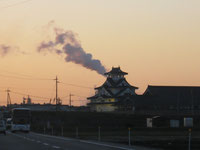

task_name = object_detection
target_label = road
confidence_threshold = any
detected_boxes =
[0,132,160,150]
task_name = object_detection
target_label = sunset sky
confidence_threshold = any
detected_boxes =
[0,0,200,106]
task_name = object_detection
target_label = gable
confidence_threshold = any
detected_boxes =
[117,88,135,96]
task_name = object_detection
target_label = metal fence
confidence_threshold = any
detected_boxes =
[31,126,200,149]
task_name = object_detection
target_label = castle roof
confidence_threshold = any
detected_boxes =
[87,93,137,100]
[95,78,138,90]
[88,67,138,101]
[104,67,128,76]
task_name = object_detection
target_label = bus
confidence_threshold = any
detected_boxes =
[11,108,31,133]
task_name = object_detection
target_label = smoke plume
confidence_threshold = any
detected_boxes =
[0,44,12,57]
[38,23,107,76]
[0,44,27,57]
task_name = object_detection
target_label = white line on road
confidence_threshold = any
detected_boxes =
[9,132,60,149]
[52,146,61,149]
[80,140,135,150]
[43,143,49,146]
[31,132,74,141]
[31,132,135,150]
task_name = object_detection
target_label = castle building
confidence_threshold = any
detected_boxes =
[88,67,138,112]
[88,67,200,114]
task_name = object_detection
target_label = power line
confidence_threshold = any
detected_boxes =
[0,89,50,102]
[60,82,93,89]
[0,0,13,3]
[60,94,88,99]
[0,68,54,80]
[0,0,33,9]
[0,86,53,90]
[72,99,88,101]
[1,69,44,78]
[0,73,53,80]
[74,94,88,98]
[11,90,50,100]
[0,70,95,88]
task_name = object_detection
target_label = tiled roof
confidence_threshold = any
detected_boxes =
[95,78,138,89]
[104,67,128,76]
[140,85,200,106]
[87,95,115,100]
[144,85,200,96]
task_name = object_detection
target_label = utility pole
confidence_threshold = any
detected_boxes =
[69,93,73,111]
[177,91,180,115]
[6,89,11,111]
[55,76,59,111]
[191,89,194,115]
[128,128,131,146]
[188,128,192,150]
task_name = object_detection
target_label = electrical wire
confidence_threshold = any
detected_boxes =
[60,94,88,99]
[72,99,88,101]
[0,73,53,80]
[11,90,50,100]
[2,69,46,78]
[0,68,54,80]
[0,0,33,9]
[74,94,88,98]
[0,86,53,91]
[60,82,93,89]
[0,70,94,104]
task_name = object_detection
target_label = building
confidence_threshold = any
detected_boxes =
[88,67,200,115]
[88,67,138,112]
[136,85,200,115]
[9,103,69,111]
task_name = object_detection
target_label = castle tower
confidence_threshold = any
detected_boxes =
[88,67,138,112]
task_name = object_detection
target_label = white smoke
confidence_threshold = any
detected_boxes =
[0,44,12,56]
[0,44,27,57]
[38,22,107,76]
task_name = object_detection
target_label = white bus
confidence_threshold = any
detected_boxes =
[11,108,31,133]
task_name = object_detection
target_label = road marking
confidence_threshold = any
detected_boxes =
[80,140,135,150]
[8,132,56,148]
[31,132,73,141]
[52,146,61,149]
[31,132,135,150]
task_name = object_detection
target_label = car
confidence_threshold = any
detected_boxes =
[0,120,6,135]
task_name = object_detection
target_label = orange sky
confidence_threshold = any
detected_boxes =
[0,0,200,106]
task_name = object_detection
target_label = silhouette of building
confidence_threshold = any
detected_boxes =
[88,67,138,112]
[88,67,200,115]
[135,85,200,115]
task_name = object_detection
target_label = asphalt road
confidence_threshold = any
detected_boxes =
[0,132,159,150]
